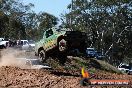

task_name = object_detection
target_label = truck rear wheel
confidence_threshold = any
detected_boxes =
[38,50,46,62]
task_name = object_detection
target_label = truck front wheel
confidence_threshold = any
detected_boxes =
[58,39,67,52]
[38,50,46,62]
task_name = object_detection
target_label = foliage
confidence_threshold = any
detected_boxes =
[62,0,132,65]
[36,12,59,39]
[0,0,58,40]
[0,0,132,66]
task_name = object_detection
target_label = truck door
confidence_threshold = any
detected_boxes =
[45,29,54,50]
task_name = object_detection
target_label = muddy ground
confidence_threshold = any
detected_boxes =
[0,66,82,88]
[0,66,132,88]
[0,49,132,88]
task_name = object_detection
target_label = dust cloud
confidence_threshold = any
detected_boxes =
[0,48,28,68]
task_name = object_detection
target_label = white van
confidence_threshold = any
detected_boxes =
[17,40,35,51]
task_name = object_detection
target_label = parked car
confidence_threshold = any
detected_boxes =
[86,48,96,58]
[86,48,105,59]
[28,40,35,48]
[95,51,105,60]
[128,69,132,75]
[17,40,35,51]
[22,40,35,51]
[117,63,130,73]
[0,38,9,49]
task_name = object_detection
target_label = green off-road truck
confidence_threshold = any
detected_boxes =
[35,27,88,62]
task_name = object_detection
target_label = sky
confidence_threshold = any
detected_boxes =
[23,0,71,18]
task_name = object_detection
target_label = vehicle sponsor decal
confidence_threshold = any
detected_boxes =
[45,40,55,48]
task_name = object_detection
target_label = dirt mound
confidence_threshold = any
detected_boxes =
[89,58,122,73]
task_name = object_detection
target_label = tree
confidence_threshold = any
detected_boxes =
[32,12,59,39]
[38,12,58,30]
[62,0,132,65]
[0,0,36,39]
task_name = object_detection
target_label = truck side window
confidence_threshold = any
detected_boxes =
[21,41,23,45]
[45,29,53,38]
[24,41,28,45]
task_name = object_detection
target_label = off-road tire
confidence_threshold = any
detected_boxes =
[57,39,67,65]
[58,39,67,52]
[38,50,47,62]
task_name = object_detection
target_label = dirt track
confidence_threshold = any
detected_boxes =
[0,66,132,88]
[0,49,132,88]
[0,66,82,88]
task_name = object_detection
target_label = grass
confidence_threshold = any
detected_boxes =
[89,58,123,74]
[45,56,123,74]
